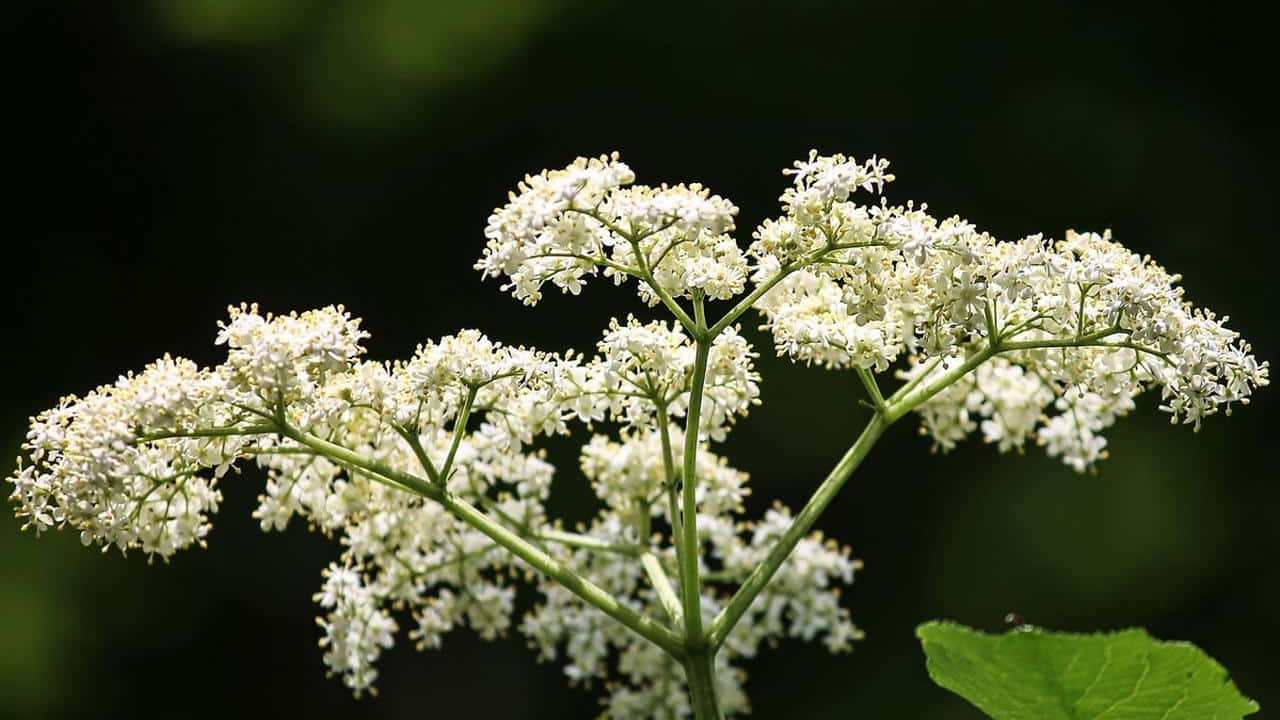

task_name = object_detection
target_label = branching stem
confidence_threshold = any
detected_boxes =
[276,419,684,657]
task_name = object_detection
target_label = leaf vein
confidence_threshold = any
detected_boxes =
[1097,649,1151,718]
[1076,642,1114,713]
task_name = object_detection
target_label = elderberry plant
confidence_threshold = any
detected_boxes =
[8,152,1268,719]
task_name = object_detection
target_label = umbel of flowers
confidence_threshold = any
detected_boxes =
[9,151,1267,718]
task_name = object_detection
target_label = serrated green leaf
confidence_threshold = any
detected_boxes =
[917,621,1259,719]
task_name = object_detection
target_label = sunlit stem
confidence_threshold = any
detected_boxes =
[884,327,1131,423]
[710,327,1161,649]
[435,489,684,656]
[575,205,699,335]
[886,355,942,405]
[282,423,439,498]
[707,414,887,649]
[392,424,442,483]
[530,251,640,279]
[642,552,683,625]
[134,424,275,444]
[855,366,887,413]
[643,266,699,335]
[537,528,641,557]
[440,385,478,481]
[883,344,999,424]
[238,447,316,456]
[708,261,799,337]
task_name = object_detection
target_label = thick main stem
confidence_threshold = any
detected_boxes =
[684,650,722,720]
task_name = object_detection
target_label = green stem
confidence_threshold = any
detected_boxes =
[655,412,686,572]
[282,424,439,498]
[640,253,699,334]
[883,345,999,423]
[392,424,441,482]
[134,424,275,443]
[705,325,1170,652]
[641,552,683,625]
[529,251,640,278]
[886,355,942,405]
[855,366,887,413]
[1001,325,1125,352]
[1000,335,1168,364]
[278,422,684,657]
[537,528,640,557]
[684,650,722,720]
[679,324,711,646]
[437,492,684,656]
[565,206,698,333]
[708,414,887,649]
[883,326,1136,423]
[708,261,798,337]
[707,329,1154,648]
[706,240,893,337]
[440,386,478,481]
[239,447,316,456]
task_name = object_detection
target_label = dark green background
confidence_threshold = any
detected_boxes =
[4,2,1275,718]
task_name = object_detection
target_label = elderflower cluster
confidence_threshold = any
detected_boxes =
[217,303,369,402]
[477,153,746,306]
[889,229,1266,469]
[7,149,1267,718]
[900,357,1057,455]
[749,153,1267,470]
[10,355,237,557]
[588,317,760,440]
[7,297,789,708]
[581,426,749,522]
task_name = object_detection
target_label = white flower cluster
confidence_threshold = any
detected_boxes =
[588,317,760,440]
[8,150,1267,718]
[891,229,1267,470]
[8,300,780,707]
[581,426,749,522]
[748,152,1267,470]
[314,564,397,694]
[476,152,746,306]
[751,201,994,370]
[217,303,369,402]
[779,150,894,227]
[900,357,1058,455]
[11,355,237,558]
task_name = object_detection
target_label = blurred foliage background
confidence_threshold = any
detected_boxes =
[3,1,1276,718]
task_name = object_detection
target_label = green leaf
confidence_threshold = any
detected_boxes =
[917,621,1259,719]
